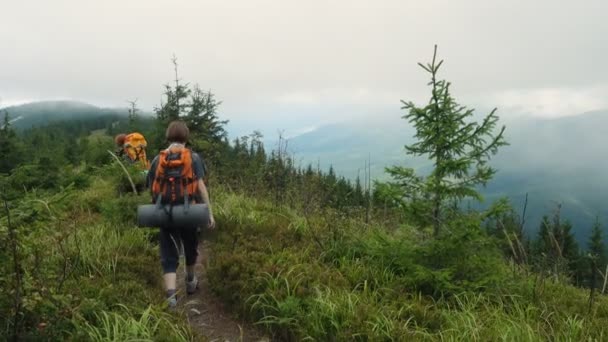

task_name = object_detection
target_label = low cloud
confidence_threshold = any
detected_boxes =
[484,85,608,119]
[274,88,412,107]
[284,125,318,139]
[0,97,37,109]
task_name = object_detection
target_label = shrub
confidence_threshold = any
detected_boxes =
[207,191,608,341]
[74,305,195,342]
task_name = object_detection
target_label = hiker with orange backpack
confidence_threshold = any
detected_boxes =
[114,132,151,170]
[146,120,215,308]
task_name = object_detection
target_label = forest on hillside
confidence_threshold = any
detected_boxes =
[1,51,608,341]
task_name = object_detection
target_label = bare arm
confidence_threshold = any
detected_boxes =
[197,179,215,228]
[197,179,212,212]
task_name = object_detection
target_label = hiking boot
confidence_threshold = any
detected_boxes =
[167,294,178,310]
[186,275,199,295]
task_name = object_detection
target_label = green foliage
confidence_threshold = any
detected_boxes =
[82,134,115,166]
[588,218,607,269]
[4,57,608,342]
[154,57,191,127]
[530,206,581,284]
[0,110,24,173]
[127,99,140,132]
[383,46,507,236]
[106,159,149,196]
[0,170,196,341]
[207,191,608,341]
[75,304,193,342]
[152,57,228,165]
[581,218,608,290]
[185,86,228,167]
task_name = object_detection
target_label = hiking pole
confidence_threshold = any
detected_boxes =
[107,150,138,195]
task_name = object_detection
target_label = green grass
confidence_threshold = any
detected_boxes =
[76,304,192,342]
[4,167,608,341]
[0,167,198,341]
[207,190,608,341]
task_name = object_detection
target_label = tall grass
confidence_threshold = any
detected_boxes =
[0,169,197,340]
[208,191,608,341]
[68,222,153,278]
[76,304,194,342]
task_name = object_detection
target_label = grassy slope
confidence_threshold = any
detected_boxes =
[0,167,198,341]
[4,162,607,341]
[207,190,608,341]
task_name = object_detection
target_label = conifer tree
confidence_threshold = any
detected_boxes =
[354,176,364,206]
[153,57,228,165]
[560,221,580,264]
[324,165,338,206]
[533,207,581,279]
[589,218,607,268]
[252,133,266,166]
[587,218,607,288]
[0,111,22,174]
[153,56,192,148]
[248,131,266,188]
[185,86,228,167]
[127,99,139,132]
[156,56,191,123]
[386,45,507,236]
[535,215,552,255]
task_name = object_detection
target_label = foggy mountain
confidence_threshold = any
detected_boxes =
[4,100,606,240]
[0,101,131,130]
[288,110,608,240]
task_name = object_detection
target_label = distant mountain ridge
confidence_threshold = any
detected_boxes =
[0,100,131,130]
[287,110,608,241]
[4,100,606,241]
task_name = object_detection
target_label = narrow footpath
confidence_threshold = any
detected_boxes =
[176,240,269,342]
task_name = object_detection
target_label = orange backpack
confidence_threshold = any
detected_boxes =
[123,132,150,170]
[151,146,199,206]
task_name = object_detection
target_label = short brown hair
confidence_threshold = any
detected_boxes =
[114,133,126,146]
[166,120,190,143]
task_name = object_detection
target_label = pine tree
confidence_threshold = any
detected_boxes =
[587,218,607,288]
[127,99,139,131]
[354,176,364,206]
[63,134,80,165]
[589,218,607,267]
[0,111,22,174]
[185,86,228,167]
[153,57,228,165]
[153,56,191,148]
[535,215,552,255]
[305,164,314,177]
[531,215,557,277]
[323,165,338,206]
[561,221,579,262]
[386,45,507,237]
[248,131,266,189]
[253,134,266,166]
[327,165,336,183]
[533,207,581,279]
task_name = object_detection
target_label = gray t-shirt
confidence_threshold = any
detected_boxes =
[146,149,205,189]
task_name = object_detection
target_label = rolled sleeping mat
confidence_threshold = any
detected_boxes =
[137,203,209,228]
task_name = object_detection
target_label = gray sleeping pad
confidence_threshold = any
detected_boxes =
[137,203,209,228]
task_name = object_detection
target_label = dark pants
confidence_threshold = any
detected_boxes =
[159,226,199,274]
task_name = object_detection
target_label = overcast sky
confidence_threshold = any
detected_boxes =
[1,0,606,136]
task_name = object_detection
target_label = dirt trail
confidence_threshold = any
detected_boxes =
[176,240,269,342]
